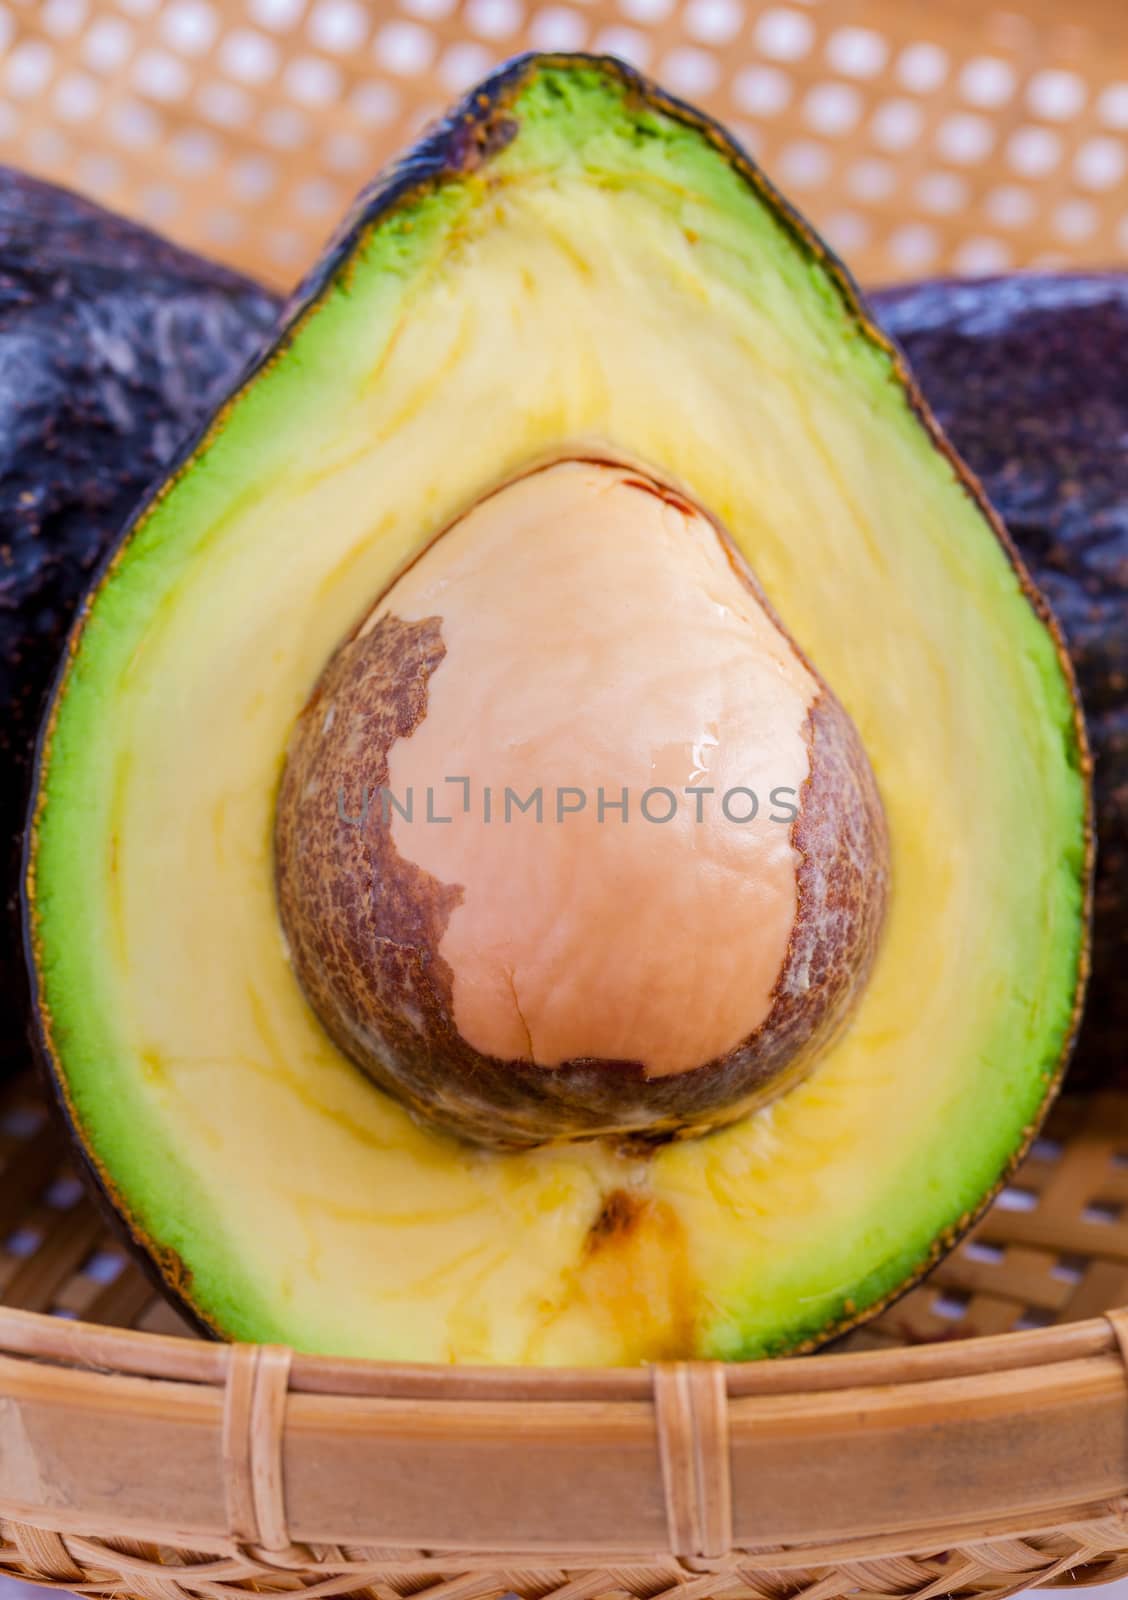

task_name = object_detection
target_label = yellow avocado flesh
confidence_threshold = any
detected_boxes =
[31,63,1086,1362]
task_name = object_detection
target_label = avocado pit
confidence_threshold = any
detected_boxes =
[274,459,889,1147]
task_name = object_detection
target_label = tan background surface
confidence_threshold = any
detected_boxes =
[0,0,1125,290]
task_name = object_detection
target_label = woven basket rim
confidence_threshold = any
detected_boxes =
[1,1297,1123,1393]
[4,1302,1128,1575]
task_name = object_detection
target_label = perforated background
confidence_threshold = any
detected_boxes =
[0,0,1125,289]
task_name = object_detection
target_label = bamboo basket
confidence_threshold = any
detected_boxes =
[2,1,1128,1597]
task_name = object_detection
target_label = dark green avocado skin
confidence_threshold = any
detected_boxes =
[0,167,280,1076]
[873,274,1127,1089]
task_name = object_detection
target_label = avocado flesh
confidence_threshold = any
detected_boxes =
[28,59,1088,1363]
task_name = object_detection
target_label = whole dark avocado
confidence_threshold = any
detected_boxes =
[873,274,1127,1088]
[0,167,279,1075]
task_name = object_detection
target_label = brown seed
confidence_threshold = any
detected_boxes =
[274,459,889,1147]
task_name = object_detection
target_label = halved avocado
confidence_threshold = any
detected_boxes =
[25,56,1090,1364]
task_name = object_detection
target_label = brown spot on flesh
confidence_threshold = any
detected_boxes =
[586,1187,642,1250]
[554,1192,696,1361]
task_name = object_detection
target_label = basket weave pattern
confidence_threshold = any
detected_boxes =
[2,1,1128,1596]
[6,1508,1128,1600]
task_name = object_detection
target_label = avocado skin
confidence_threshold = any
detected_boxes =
[0,167,280,1076]
[873,275,1125,1089]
